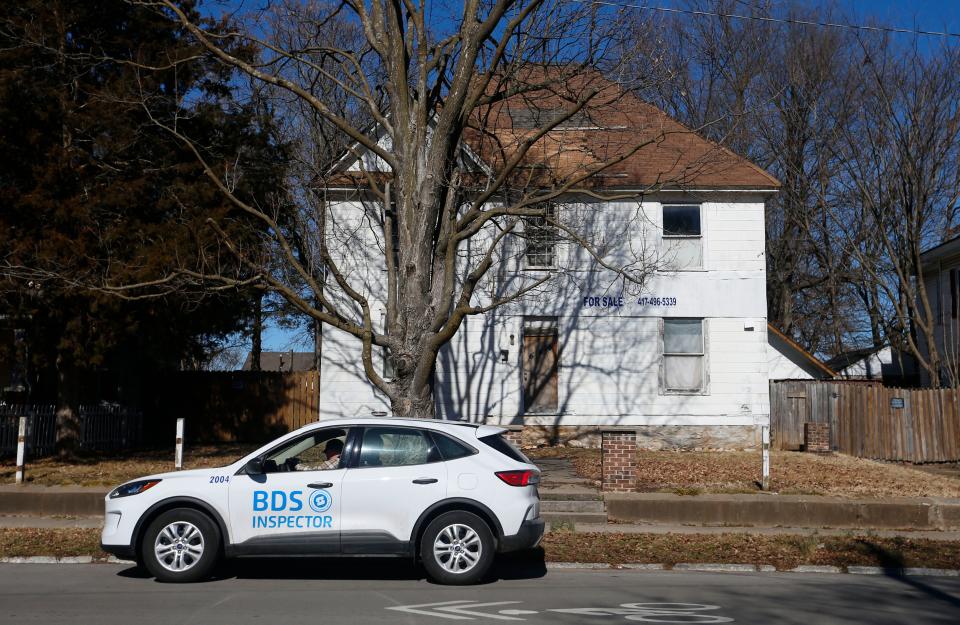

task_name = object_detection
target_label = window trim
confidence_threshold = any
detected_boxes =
[661,204,704,271]
[659,318,710,395]
[523,204,560,269]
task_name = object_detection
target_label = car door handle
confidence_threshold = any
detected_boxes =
[308,482,333,489]
[412,478,438,485]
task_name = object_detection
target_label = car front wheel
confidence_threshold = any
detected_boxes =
[141,508,220,583]
[420,511,495,585]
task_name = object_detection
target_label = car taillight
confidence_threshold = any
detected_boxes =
[495,470,539,486]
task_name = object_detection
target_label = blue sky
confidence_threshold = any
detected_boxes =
[232,0,960,352]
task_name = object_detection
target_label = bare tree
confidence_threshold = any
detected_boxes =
[50,0,760,417]
[830,37,960,386]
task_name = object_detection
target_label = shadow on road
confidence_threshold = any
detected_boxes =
[858,539,960,611]
[116,547,548,585]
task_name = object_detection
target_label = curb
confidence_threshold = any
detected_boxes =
[0,556,134,565]
[0,557,957,578]
[543,562,960,576]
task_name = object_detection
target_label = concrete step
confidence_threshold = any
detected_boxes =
[541,500,607,513]
[542,512,609,526]
[540,489,603,502]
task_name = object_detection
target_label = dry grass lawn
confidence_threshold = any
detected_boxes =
[0,445,257,487]
[533,448,960,499]
[3,527,960,571]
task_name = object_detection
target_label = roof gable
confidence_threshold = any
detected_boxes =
[335,70,780,191]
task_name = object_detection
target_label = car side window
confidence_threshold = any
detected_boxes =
[358,427,439,467]
[262,428,347,473]
[430,431,476,460]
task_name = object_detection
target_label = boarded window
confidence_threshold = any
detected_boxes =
[524,205,558,268]
[662,318,705,392]
[663,205,702,270]
[523,319,559,413]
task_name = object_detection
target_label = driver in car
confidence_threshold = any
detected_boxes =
[297,438,343,471]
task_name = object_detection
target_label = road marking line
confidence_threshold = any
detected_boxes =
[386,600,477,620]
[435,601,526,620]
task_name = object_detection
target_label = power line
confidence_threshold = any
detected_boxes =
[568,0,960,39]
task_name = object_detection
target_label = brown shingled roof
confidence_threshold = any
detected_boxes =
[334,68,779,191]
[465,70,779,190]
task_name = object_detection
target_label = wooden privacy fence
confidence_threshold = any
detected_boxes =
[770,380,960,462]
[146,370,320,443]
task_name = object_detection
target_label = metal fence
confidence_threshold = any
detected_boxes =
[770,380,960,462]
[0,404,143,457]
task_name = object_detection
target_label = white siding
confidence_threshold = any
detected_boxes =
[767,332,818,380]
[318,195,771,428]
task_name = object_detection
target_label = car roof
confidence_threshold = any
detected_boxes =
[296,417,484,435]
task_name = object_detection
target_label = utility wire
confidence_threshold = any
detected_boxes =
[568,0,960,38]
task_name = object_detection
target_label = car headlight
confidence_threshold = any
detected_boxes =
[109,479,161,498]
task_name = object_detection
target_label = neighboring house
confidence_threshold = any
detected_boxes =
[241,351,316,373]
[316,73,780,450]
[825,346,916,385]
[917,234,960,385]
[766,324,835,380]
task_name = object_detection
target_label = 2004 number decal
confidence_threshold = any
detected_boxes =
[209,475,230,484]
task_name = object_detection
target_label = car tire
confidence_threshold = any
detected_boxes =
[420,511,495,585]
[141,508,221,583]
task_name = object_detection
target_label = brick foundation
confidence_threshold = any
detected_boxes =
[804,422,831,453]
[520,425,600,448]
[602,430,637,492]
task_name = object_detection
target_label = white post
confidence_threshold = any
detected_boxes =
[761,424,770,491]
[175,418,184,470]
[15,416,26,484]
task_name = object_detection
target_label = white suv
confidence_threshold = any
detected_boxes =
[101,418,543,585]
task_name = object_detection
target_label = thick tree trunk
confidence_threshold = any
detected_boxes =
[54,351,80,458]
[390,371,436,418]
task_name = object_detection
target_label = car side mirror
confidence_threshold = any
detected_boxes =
[244,458,264,475]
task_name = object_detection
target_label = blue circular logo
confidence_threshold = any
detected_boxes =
[309,489,332,513]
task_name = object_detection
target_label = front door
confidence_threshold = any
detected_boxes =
[523,327,558,413]
[340,425,447,554]
[228,427,349,554]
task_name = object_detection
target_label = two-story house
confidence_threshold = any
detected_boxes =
[917,234,960,385]
[315,75,780,450]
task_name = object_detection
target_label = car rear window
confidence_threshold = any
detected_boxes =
[478,433,530,464]
[430,432,476,460]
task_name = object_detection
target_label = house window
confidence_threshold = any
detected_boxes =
[662,204,702,270]
[522,318,559,413]
[662,318,706,393]
[524,205,558,268]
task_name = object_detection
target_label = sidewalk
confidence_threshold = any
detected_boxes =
[573,522,960,541]
[0,485,105,517]
[605,492,960,531]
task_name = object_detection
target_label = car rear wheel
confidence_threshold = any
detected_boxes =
[141,508,220,583]
[420,511,495,585]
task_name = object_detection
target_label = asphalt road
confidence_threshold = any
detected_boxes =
[1,557,959,624]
